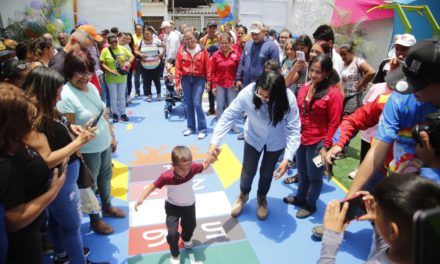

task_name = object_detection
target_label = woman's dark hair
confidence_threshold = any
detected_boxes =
[296,34,313,60]
[2,60,30,85]
[125,32,135,51]
[264,59,281,73]
[15,40,31,61]
[238,25,248,34]
[32,37,53,59]
[64,49,95,80]
[0,83,37,154]
[373,173,440,235]
[314,41,332,56]
[306,54,333,113]
[253,71,290,127]
[22,66,65,136]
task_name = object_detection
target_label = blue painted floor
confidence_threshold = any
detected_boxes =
[45,83,372,264]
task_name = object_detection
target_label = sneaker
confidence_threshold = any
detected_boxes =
[170,255,180,264]
[183,239,193,249]
[231,192,249,217]
[257,195,268,220]
[183,129,194,136]
[296,204,317,219]
[157,94,162,101]
[112,114,119,123]
[312,224,325,240]
[348,168,358,179]
[147,95,152,102]
[120,114,129,122]
[230,126,241,134]
[237,133,244,140]
[197,130,207,139]
[127,95,132,103]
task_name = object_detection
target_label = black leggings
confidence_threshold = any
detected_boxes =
[141,66,161,96]
[7,216,44,264]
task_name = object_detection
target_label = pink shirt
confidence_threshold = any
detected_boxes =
[153,162,203,206]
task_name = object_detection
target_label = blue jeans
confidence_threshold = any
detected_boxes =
[215,85,237,119]
[48,160,85,263]
[241,141,284,196]
[82,147,113,210]
[295,141,325,207]
[107,82,127,116]
[181,76,207,132]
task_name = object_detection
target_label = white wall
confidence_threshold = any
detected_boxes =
[238,0,289,31]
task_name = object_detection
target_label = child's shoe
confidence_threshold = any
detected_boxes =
[170,255,180,264]
[183,239,193,249]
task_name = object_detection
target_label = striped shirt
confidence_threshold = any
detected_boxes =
[139,39,162,70]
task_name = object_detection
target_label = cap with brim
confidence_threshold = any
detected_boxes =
[77,25,103,42]
[385,65,427,94]
[207,21,217,27]
[249,22,263,34]
[386,39,440,94]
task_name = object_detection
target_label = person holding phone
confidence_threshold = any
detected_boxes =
[283,54,343,219]
[0,83,66,264]
[319,173,440,264]
[22,66,98,263]
[57,49,125,236]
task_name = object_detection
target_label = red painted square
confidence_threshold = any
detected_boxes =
[129,224,184,256]
[129,181,167,201]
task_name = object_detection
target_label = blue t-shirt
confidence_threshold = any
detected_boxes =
[57,82,111,154]
[420,168,440,184]
[375,93,439,172]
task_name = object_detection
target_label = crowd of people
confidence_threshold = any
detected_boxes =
[0,16,439,264]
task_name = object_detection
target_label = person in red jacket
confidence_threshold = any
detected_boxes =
[210,33,241,133]
[175,30,211,139]
[285,54,343,219]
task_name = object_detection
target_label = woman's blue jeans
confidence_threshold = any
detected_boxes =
[48,159,85,263]
[240,141,284,196]
[295,141,325,207]
[181,76,207,132]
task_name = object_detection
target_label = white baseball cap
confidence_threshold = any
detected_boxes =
[393,34,416,47]
[161,21,171,28]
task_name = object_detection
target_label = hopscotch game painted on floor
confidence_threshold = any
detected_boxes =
[127,151,259,263]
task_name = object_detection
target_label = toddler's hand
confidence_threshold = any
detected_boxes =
[134,201,143,211]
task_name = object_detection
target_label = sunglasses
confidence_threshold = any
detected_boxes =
[109,40,118,44]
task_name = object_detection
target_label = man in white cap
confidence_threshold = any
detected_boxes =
[162,20,181,61]
[372,33,416,84]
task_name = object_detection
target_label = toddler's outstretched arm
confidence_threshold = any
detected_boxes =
[134,184,157,211]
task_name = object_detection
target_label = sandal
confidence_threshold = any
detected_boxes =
[283,175,298,184]
[102,206,126,218]
[90,219,113,235]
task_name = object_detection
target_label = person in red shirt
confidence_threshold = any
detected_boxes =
[286,54,343,218]
[175,30,211,139]
[134,146,211,264]
[210,33,241,133]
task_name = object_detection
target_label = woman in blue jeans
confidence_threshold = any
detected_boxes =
[175,30,211,139]
[285,55,343,218]
[23,67,97,263]
[208,72,301,220]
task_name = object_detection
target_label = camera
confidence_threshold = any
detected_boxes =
[412,111,440,146]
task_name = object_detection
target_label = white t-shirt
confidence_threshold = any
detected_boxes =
[166,31,181,60]
[341,56,365,96]
[186,44,201,58]
[332,48,344,77]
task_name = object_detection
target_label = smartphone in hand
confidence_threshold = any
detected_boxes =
[313,155,323,168]
[91,110,104,127]
[340,194,367,223]
[296,51,306,61]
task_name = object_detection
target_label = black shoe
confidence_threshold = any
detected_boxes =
[283,196,305,206]
[121,114,129,122]
[112,114,119,123]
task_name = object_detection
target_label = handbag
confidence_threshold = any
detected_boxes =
[77,155,94,189]
[108,47,129,75]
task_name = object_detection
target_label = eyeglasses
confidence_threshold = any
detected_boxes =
[109,40,117,44]
[255,88,269,102]
[75,72,94,79]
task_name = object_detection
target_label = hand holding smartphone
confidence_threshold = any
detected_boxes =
[91,110,104,127]
[340,194,367,223]
[296,51,306,61]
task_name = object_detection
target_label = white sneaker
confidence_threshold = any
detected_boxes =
[183,239,193,249]
[170,255,180,264]
[183,129,194,136]
[197,131,207,139]
[230,126,241,134]
[348,169,358,179]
